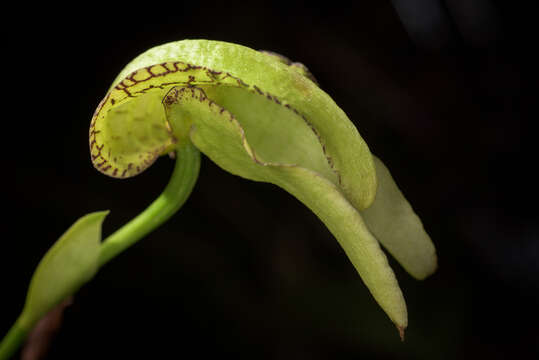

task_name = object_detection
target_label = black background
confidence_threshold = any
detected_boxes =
[2,1,538,359]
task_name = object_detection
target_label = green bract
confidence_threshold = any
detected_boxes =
[89,39,437,335]
[20,211,107,330]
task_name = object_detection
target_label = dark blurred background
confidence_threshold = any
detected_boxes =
[2,0,538,359]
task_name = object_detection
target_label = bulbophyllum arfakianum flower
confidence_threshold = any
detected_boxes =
[89,40,437,337]
[0,40,437,359]
[90,40,436,334]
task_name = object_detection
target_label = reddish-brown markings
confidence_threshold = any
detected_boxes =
[253,85,263,95]
[90,60,336,180]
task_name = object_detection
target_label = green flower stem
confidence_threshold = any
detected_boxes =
[98,141,201,267]
[0,142,200,360]
[0,317,28,360]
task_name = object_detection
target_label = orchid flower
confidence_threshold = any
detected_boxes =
[0,39,436,359]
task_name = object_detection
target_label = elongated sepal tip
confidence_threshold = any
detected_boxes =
[398,326,406,342]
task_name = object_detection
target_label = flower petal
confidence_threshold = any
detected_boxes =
[270,165,408,331]
[179,86,407,330]
[361,157,437,280]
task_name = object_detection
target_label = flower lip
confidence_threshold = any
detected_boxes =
[97,39,378,210]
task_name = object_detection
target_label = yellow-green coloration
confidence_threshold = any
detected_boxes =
[0,139,201,359]
[0,212,108,359]
[89,39,437,336]
[90,41,376,210]
[20,212,107,331]
[362,158,437,280]
[258,50,319,85]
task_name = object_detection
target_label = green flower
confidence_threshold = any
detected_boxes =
[89,39,437,337]
[0,40,438,360]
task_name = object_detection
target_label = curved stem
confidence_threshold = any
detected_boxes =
[98,141,201,267]
[0,142,200,360]
[0,317,28,360]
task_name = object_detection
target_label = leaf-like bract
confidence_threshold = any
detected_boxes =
[20,212,107,328]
